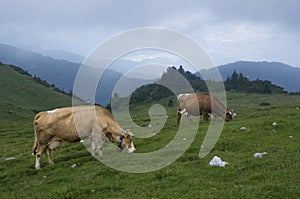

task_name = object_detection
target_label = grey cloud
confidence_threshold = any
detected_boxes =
[1,0,298,29]
[0,0,299,66]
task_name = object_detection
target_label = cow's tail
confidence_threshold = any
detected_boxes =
[32,118,38,155]
[176,96,182,125]
[32,127,38,155]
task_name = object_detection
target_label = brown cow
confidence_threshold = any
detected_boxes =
[32,105,135,169]
[176,94,235,124]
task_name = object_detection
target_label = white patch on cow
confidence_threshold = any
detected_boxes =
[47,110,56,114]
[177,94,184,99]
[208,113,215,120]
[35,160,40,169]
[126,142,136,153]
[179,108,186,115]
[183,111,189,117]
[180,108,192,121]
[178,93,192,100]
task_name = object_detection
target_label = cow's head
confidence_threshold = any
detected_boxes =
[117,130,136,153]
[225,109,236,121]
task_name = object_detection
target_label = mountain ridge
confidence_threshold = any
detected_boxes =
[199,61,300,92]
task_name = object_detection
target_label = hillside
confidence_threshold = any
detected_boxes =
[0,63,77,124]
[0,43,153,105]
[0,63,300,198]
[200,61,300,92]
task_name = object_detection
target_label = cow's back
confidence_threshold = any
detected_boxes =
[34,105,120,143]
[196,94,212,112]
[34,107,81,143]
[178,94,211,115]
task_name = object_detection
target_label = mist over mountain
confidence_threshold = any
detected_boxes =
[39,49,86,63]
[1,43,299,107]
[0,43,152,105]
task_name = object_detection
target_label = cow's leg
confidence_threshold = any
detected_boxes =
[203,111,209,121]
[181,109,192,122]
[35,143,47,169]
[97,142,103,157]
[208,113,215,121]
[45,147,54,165]
[91,139,96,156]
[91,133,103,156]
[45,141,61,164]
[186,112,192,122]
[176,111,182,125]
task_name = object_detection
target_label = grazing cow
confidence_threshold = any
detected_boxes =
[176,94,234,124]
[32,105,135,169]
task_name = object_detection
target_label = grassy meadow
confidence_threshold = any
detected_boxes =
[1,64,300,198]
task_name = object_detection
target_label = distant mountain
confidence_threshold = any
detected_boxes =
[0,43,79,92]
[39,49,85,63]
[199,61,300,92]
[0,43,153,105]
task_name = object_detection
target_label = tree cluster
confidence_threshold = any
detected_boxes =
[130,66,207,103]
[224,71,286,94]
[121,66,288,104]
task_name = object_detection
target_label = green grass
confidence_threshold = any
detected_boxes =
[1,64,300,198]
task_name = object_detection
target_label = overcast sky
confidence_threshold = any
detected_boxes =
[0,0,299,67]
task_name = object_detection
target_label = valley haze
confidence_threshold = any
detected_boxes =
[1,43,299,104]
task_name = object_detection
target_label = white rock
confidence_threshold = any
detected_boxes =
[71,164,77,168]
[5,157,15,161]
[240,127,247,131]
[289,136,293,138]
[254,152,267,158]
[272,122,277,126]
[209,156,228,167]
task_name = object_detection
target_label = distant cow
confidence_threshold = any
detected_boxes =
[32,105,135,169]
[176,94,235,124]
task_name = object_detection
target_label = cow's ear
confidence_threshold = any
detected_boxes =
[124,133,129,138]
